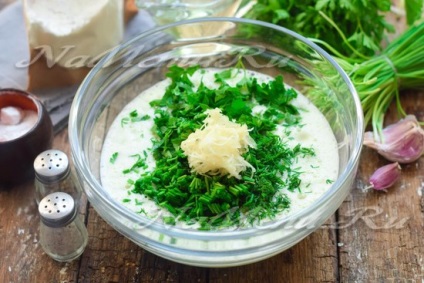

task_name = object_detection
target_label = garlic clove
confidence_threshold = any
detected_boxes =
[380,115,418,144]
[378,127,424,163]
[368,162,401,192]
[364,115,424,163]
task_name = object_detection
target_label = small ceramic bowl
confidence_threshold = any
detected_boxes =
[0,88,53,188]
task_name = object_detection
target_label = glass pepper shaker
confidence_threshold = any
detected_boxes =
[38,192,88,262]
[34,149,82,204]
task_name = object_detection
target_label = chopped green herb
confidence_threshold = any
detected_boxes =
[163,216,176,226]
[121,117,129,127]
[124,110,151,124]
[109,152,118,164]
[123,153,148,174]
[138,208,147,215]
[122,198,131,203]
[131,114,150,122]
[326,179,334,184]
[129,110,138,117]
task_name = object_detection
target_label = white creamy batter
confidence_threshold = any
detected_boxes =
[100,69,339,229]
[24,0,123,67]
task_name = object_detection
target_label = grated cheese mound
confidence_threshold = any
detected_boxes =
[181,108,256,179]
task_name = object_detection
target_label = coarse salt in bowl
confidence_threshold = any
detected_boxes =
[0,89,53,188]
[69,18,363,267]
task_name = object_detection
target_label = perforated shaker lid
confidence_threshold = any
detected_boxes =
[34,149,70,183]
[38,192,76,228]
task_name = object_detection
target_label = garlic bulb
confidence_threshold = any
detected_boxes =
[364,115,424,163]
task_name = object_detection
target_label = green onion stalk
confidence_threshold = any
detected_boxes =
[309,19,424,140]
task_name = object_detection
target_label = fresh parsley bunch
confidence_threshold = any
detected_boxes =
[244,0,424,138]
[244,0,422,59]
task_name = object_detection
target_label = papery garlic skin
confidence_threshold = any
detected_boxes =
[368,162,401,191]
[364,115,424,163]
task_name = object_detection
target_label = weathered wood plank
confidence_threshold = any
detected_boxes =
[209,217,338,283]
[77,206,145,283]
[77,210,337,282]
[338,90,424,282]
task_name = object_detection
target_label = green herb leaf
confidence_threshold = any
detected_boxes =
[405,0,424,26]
[109,152,118,164]
[121,117,129,127]
[326,179,334,184]
[244,0,394,58]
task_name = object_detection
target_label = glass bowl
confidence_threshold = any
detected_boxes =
[69,18,363,267]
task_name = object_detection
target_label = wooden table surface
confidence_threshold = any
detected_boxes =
[1,1,423,282]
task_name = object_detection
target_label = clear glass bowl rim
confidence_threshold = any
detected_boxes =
[137,0,226,9]
[69,17,364,240]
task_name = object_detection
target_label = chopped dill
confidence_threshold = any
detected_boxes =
[123,110,151,125]
[109,152,118,164]
[131,114,150,122]
[163,216,176,226]
[121,117,129,127]
[129,110,138,117]
[138,208,147,215]
[123,154,148,174]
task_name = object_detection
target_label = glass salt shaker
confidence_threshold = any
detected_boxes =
[38,192,88,262]
[34,149,82,204]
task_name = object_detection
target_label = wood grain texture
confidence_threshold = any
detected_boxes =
[209,218,338,283]
[76,209,337,283]
[338,91,424,282]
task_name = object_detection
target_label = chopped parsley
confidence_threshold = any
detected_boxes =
[121,110,150,127]
[121,117,129,127]
[109,152,118,164]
